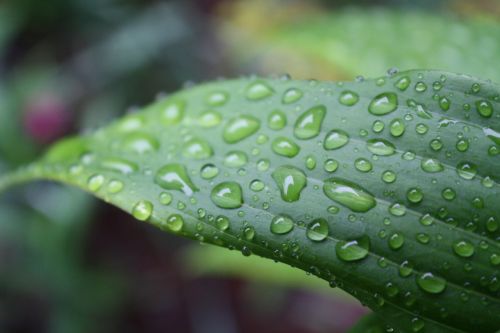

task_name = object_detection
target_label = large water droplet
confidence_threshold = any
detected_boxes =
[456,162,477,180]
[270,215,294,235]
[354,158,372,172]
[155,163,198,196]
[183,138,213,159]
[268,110,287,130]
[306,218,329,241]
[223,115,260,143]
[416,272,446,294]
[421,158,444,173]
[366,139,396,156]
[246,81,274,100]
[389,232,405,250]
[211,182,243,209]
[336,236,370,262]
[324,130,349,150]
[272,137,300,157]
[101,157,139,174]
[272,165,307,202]
[475,100,493,118]
[224,151,248,168]
[294,105,326,139]
[215,215,230,231]
[453,240,475,258]
[394,76,410,91]
[323,178,376,212]
[88,174,105,192]
[339,91,359,106]
[121,132,160,154]
[165,214,184,232]
[368,92,398,115]
[282,87,303,104]
[132,200,153,221]
[407,187,424,203]
[389,118,405,137]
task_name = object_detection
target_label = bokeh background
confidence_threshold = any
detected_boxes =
[0,0,499,332]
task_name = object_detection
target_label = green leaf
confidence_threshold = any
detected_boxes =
[348,313,386,333]
[1,70,499,332]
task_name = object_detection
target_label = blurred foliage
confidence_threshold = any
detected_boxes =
[217,0,500,80]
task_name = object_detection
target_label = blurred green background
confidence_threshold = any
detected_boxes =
[0,0,499,332]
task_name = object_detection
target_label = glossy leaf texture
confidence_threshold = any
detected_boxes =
[1,70,499,332]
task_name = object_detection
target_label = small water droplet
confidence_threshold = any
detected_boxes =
[382,170,397,183]
[368,92,398,115]
[394,76,410,91]
[324,159,339,173]
[223,115,260,144]
[389,232,405,250]
[155,164,198,196]
[282,87,303,104]
[200,164,219,179]
[306,218,329,241]
[389,118,405,137]
[415,82,427,92]
[206,91,229,106]
[246,81,274,100]
[475,100,493,118]
[155,99,185,125]
[366,139,396,156]
[183,138,213,159]
[389,202,406,216]
[268,110,287,130]
[215,215,230,231]
[272,137,300,157]
[250,179,265,192]
[159,192,173,205]
[107,180,124,194]
[101,158,139,174]
[198,110,222,127]
[270,215,294,235]
[421,158,444,173]
[323,178,376,212]
[372,120,385,133]
[354,158,372,172]
[294,105,326,139]
[339,91,359,106]
[453,240,475,258]
[336,236,370,262]
[88,174,105,192]
[165,214,184,232]
[121,132,160,154]
[407,188,424,203]
[456,162,477,180]
[224,151,248,168]
[416,272,446,294]
[324,130,349,150]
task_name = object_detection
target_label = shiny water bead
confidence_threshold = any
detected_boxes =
[199,110,222,127]
[336,236,370,262]
[394,76,410,91]
[439,96,450,111]
[206,91,229,106]
[159,192,173,205]
[324,130,349,150]
[101,157,139,174]
[415,81,427,92]
[389,118,405,137]
[407,188,423,203]
[389,232,405,250]
[272,137,300,157]
[243,226,256,241]
[339,90,359,106]
[182,138,213,159]
[282,87,303,104]
[416,233,430,244]
[116,114,145,132]
[389,203,406,216]
[272,165,307,202]
[456,138,469,152]
[210,182,243,209]
[355,158,372,172]
[305,155,317,170]
[420,213,434,226]
[268,110,287,130]
[324,159,339,173]
[366,139,396,156]
[107,180,124,194]
[88,174,105,192]
[121,132,160,154]
[486,217,499,232]
[166,214,184,232]
[453,240,475,258]
[246,80,274,100]
[294,105,326,139]
[215,215,230,231]
[429,139,443,151]
[257,159,270,171]
[132,200,153,221]
[368,92,398,115]
[200,164,219,179]
[415,123,429,135]
[223,115,260,143]
[456,162,477,180]
[155,99,185,125]
[224,151,248,168]
[250,179,265,192]
[399,260,413,277]
[155,163,198,196]
[421,158,444,173]
[270,215,294,235]
[417,272,446,294]
[442,188,456,201]
[306,218,329,241]
[323,178,376,213]
[382,170,396,183]
[372,120,385,133]
[475,100,493,118]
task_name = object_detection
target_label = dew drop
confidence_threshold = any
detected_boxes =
[389,118,405,137]
[272,165,307,202]
[407,188,424,203]
[282,87,303,104]
[339,91,359,106]
[421,158,444,173]
[323,178,376,212]
[268,110,287,130]
[324,159,339,173]
[336,236,370,262]
[215,215,230,231]
[368,92,398,115]
[416,272,446,294]
[389,232,405,250]
[389,202,406,216]
[324,130,349,150]
[270,215,294,235]
[394,76,410,91]
[372,120,385,133]
[198,110,222,127]
[183,138,213,159]
[107,180,124,194]
[272,137,300,157]
[306,218,329,242]
[250,179,265,192]
[382,170,396,183]
[305,155,317,170]
[224,151,248,168]
[355,158,372,172]
[366,138,396,156]
[223,115,260,143]
[159,192,173,205]
[201,164,219,179]
[453,240,475,258]
[456,162,477,180]
[211,182,243,209]
[294,105,326,139]
[206,91,229,106]
[101,158,139,174]
[246,80,274,100]
[121,132,160,154]
[166,214,184,232]
[155,164,198,196]
[88,174,105,192]
[132,200,153,221]
[475,100,493,118]
[156,99,185,125]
